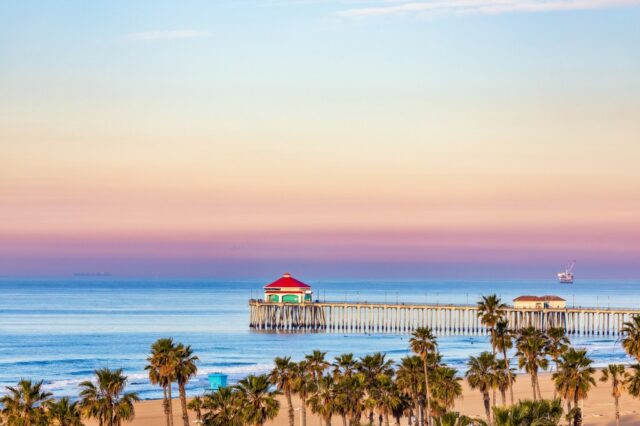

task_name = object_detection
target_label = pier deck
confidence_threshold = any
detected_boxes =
[249,300,640,335]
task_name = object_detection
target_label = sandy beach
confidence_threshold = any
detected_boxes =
[84,371,640,426]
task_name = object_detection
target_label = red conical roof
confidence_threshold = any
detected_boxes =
[264,273,311,288]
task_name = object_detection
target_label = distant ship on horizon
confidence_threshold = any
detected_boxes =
[557,260,575,284]
[73,272,112,277]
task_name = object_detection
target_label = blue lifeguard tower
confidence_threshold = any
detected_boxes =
[208,373,228,391]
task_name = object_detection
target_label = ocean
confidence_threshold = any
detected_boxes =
[0,278,637,400]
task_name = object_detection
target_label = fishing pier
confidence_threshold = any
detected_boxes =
[250,274,640,336]
[248,300,640,336]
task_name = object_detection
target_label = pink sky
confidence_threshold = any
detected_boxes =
[2,2,639,278]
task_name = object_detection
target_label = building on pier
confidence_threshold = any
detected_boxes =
[263,272,313,304]
[513,295,566,309]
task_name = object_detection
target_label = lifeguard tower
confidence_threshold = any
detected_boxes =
[263,273,313,304]
[208,373,228,390]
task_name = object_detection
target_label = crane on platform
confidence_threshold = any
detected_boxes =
[558,260,575,284]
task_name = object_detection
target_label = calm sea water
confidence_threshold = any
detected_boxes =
[0,278,637,399]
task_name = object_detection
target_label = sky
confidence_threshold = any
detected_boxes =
[1,0,639,279]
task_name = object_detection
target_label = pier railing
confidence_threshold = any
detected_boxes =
[249,300,640,335]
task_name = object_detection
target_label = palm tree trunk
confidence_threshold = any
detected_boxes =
[552,360,559,400]
[500,389,506,406]
[369,409,375,425]
[167,384,174,426]
[411,403,418,426]
[285,390,294,426]
[301,396,307,426]
[491,328,497,408]
[341,415,347,426]
[615,395,620,426]
[385,412,390,426]
[163,386,170,426]
[483,391,492,425]
[423,361,431,426]
[325,415,332,426]
[179,383,189,426]
[313,372,322,426]
[530,373,537,401]
[502,347,514,405]
[535,373,543,401]
[108,397,114,426]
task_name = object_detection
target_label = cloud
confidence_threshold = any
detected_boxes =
[335,0,640,18]
[126,30,211,41]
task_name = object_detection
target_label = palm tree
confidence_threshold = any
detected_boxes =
[187,396,204,425]
[174,343,199,426]
[292,361,314,426]
[391,393,413,426]
[344,375,367,426]
[47,397,84,426]
[627,364,640,398]
[430,366,462,415]
[600,364,629,426]
[410,327,438,426]
[308,375,337,426]
[477,295,507,355]
[358,352,394,425]
[465,352,496,425]
[79,368,139,426]
[515,327,549,400]
[236,374,280,426]
[305,350,330,384]
[372,375,402,426]
[304,351,329,426]
[331,374,351,426]
[492,399,563,426]
[622,315,640,361]
[269,356,297,426]
[552,348,595,426]
[432,412,476,426]
[358,352,395,383]
[478,295,506,409]
[493,360,515,407]
[332,353,358,379]
[546,327,570,399]
[546,328,570,368]
[0,379,52,426]
[492,320,514,404]
[145,338,177,426]
[547,327,571,362]
[201,387,243,426]
[396,356,424,426]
